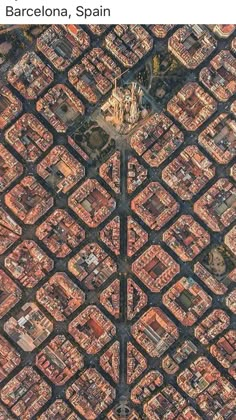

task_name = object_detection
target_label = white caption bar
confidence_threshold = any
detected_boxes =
[0,0,235,24]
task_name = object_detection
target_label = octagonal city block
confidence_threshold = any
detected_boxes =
[200,50,236,102]
[0,367,51,419]
[68,305,116,354]
[36,84,85,132]
[4,176,54,225]
[5,240,54,288]
[37,25,90,71]
[163,276,212,326]
[38,400,79,420]
[132,245,180,292]
[130,112,184,167]
[177,357,236,417]
[131,307,179,357]
[198,113,236,165]
[163,215,210,261]
[37,145,85,194]
[5,113,53,162]
[162,146,215,200]
[68,242,117,290]
[7,52,54,100]
[194,178,236,232]
[168,25,217,69]
[36,335,83,385]
[69,179,116,228]
[144,385,193,420]
[167,82,217,131]
[35,209,85,258]
[66,368,115,420]
[131,182,179,230]
[4,303,53,351]
[36,272,84,321]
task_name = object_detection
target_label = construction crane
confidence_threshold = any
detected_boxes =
[114,69,129,91]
